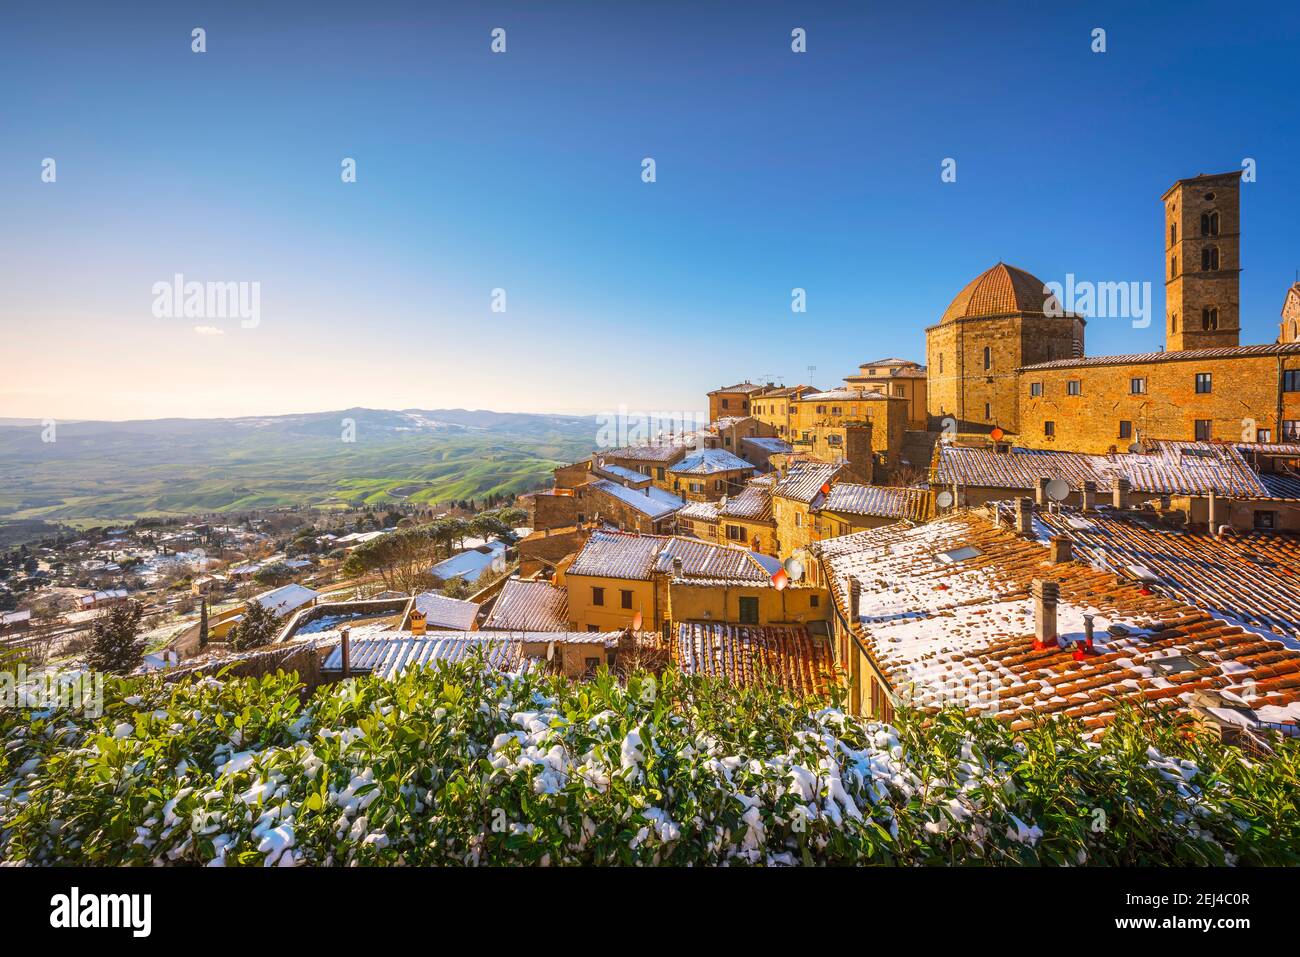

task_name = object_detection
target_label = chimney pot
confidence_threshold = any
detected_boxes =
[1036,477,1051,506]
[849,578,862,621]
[1207,487,1221,534]
[1031,578,1059,649]
[1112,478,1131,510]
[1081,480,1096,512]
[1049,535,1073,564]
[1015,497,1034,536]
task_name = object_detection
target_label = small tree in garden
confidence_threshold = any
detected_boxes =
[228,599,281,651]
[85,600,146,674]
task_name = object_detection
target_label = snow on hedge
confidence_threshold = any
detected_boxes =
[2,660,1298,865]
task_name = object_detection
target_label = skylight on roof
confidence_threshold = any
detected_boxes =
[937,545,982,564]
[1151,653,1211,675]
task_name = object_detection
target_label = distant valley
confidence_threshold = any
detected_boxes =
[0,408,599,526]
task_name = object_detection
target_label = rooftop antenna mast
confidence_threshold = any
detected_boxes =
[806,364,817,384]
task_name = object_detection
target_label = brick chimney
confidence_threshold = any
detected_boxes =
[1036,477,1051,507]
[1080,480,1096,512]
[1112,477,1131,510]
[1015,497,1034,536]
[1032,579,1059,649]
[849,578,862,621]
[1049,535,1073,564]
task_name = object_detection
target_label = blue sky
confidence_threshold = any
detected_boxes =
[2,1,1298,420]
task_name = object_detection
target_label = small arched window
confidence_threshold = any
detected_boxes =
[1200,210,1220,237]
[1202,307,1219,331]
[1171,312,1178,333]
[1169,223,1177,246]
[983,346,991,370]
[1201,246,1219,271]
[1171,255,1177,278]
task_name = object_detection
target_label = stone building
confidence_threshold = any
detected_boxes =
[707,381,766,421]
[920,169,1300,453]
[843,358,929,430]
[1164,171,1242,351]
[1278,282,1300,343]
[925,262,1085,435]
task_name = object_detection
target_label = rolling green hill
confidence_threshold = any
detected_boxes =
[0,408,599,524]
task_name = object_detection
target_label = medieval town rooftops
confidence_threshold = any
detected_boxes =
[566,530,779,585]
[933,441,1272,498]
[813,511,1300,734]
[997,501,1300,648]
[321,633,524,678]
[938,262,1070,325]
[673,621,834,698]
[800,388,900,402]
[669,448,755,475]
[708,381,768,395]
[719,483,774,521]
[742,436,794,454]
[601,442,689,464]
[755,384,821,398]
[481,578,569,631]
[821,483,932,522]
[588,478,685,519]
[1259,472,1300,499]
[1019,341,1300,371]
[412,592,482,630]
[253,583,320,617]
[678,500,721,523]
[772,462,842,504]
[593,461,650,485]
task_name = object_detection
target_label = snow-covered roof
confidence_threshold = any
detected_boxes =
[742,436,793,454]
[772,463,842,505]
[481,579,569,632]
[588,479,684,519]
[429,540,508,583]
[934,441,1272,498]
[1,610,32,626]
[253,583,320,617]
[813,510,1300,733]
[566,530,780,585]
[674,621,832,698]
[413,592,482,630]
[322,634,523,678]
[821,483,931,522]
[669,448,755,475]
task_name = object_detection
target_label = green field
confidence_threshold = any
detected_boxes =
[0,408,598,525]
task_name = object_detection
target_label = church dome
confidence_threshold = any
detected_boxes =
[940,262,1059,323]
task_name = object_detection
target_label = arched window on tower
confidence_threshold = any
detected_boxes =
[1171,256,1177,278]
[983,346,991,371]
[1200,210,1219,237]
[1201,307,1219,331]
[1201,246,1219,271]
[1169,223,1177,246]
[1171,312,1178,333]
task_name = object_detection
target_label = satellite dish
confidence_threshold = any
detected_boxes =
[719,495,728,507]
[990,427,1005,442]
[783,557,804,582]
[1046,478,1070,503]
[935,490,954,509]
[1128,442,1141,454]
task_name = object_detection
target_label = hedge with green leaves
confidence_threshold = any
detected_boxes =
[3,661,1298,865]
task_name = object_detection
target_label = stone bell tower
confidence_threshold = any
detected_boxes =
[1163,170,1242,352]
